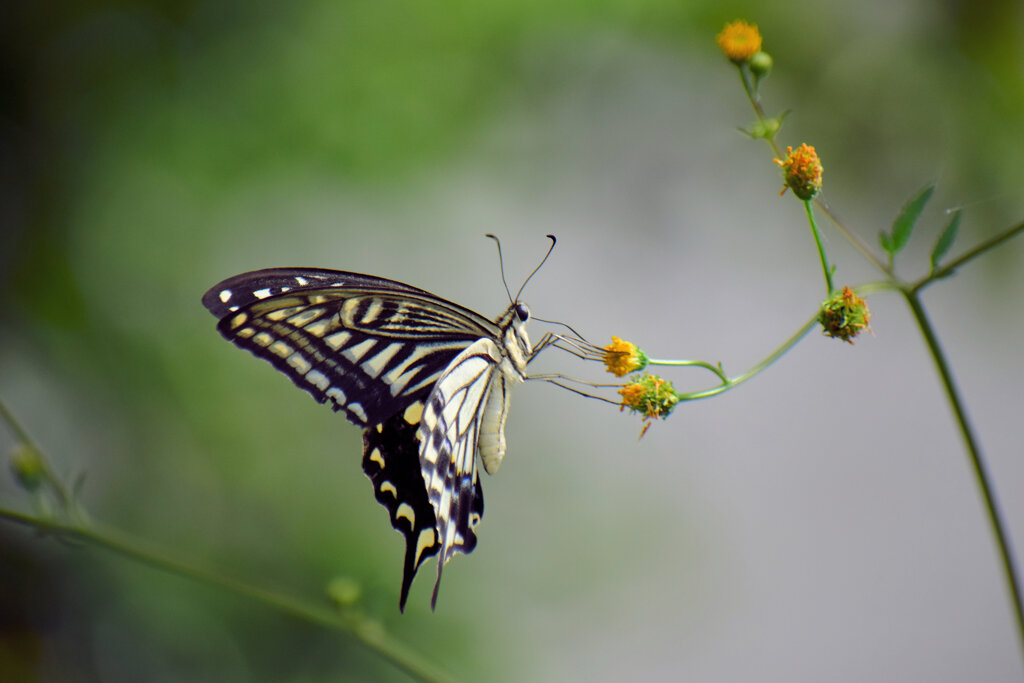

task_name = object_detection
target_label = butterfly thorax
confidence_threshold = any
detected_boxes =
[474,302,531,475]
[497,302,531,383]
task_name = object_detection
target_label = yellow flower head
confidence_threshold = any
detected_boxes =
[774,143,823,200]
[619,374,679,423]
[603,336,647,377]
[820,286,872,344]
[717,21,762,63]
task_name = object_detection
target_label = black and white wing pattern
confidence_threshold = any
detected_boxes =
[202,267,533,609]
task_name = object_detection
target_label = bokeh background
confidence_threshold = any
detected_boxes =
[2,1,1023,681]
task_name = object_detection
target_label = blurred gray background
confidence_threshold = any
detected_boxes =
[2,1,1022,681]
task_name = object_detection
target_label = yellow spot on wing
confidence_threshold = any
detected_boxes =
[287,353,312,375]
[342,338,376,363]
[370,448,385,468]
[287,307,325,327]
[361,342,402,378]
[269,341,293,358]
[305,317,336,338]
[396,503,415,525]
[324,331,352,350]
[306,370,329,391]
[361,298,384,324]
[266,306,302,321]
[348,403,368,422]
[414,528,437,565]
[403,402,424,425]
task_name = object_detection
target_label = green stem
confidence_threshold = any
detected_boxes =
[912,219,1024,294]
[0,507,457,683]
[684,312,820,401]
[804,200,834,295]
[814,198,889,274]
[735,64,884,275]
[646,359,728,383]
[0,402,457,683]
[902,291,1024,661]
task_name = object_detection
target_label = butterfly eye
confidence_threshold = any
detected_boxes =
[515,304,530,322]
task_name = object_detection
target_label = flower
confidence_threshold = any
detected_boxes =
[717,21,762,63]
[774,143,823,200]
[820,286,872,343]
[619,374,680,435]
[602,336,647,377]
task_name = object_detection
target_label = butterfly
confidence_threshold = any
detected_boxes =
[202,239,556,610]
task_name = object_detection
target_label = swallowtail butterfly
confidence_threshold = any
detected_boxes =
[203,253,545,610]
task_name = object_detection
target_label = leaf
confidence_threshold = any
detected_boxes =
[887,184,935,255]
[879,230,893,253]
[930,209,961,271]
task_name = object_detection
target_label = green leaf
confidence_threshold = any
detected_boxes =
[879,230,893,253]
[887,184,935,254]
[930,209,961,271]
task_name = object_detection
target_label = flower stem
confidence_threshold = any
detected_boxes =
[912,218,1024,294]
[804,200,834,295]
[0,506,457,683]
[684,312,820,401]
[646,359,728,383]
[0,403,456,683]
[902,291,1024,661]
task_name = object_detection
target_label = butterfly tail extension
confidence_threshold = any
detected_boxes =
[361,407,441,611]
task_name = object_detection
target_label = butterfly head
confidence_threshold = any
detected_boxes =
[498,302,532,377]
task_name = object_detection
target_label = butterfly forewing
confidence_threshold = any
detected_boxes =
[203,267,527,609]
[204,269,497,426]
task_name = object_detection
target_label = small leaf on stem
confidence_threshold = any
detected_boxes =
[930,209,961,272]
[885,184,935,255]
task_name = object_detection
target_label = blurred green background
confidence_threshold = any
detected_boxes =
[2,0,1023,681]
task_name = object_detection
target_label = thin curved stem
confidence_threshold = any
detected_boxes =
[735,64,885,274]
[647,358,728,383]
[912,219,1024,295]
[685,312,820,401]
[0,507,457,683]
[805,199,834,295]
[901,292,1024,660]
[0,403,456,683]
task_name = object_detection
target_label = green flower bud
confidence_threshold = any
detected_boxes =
[10,445,45,492]
[749,51,773,78]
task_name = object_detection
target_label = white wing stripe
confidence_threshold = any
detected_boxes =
[417,338,507,608]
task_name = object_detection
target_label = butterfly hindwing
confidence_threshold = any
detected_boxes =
[418,339,504,606]
[362,401,483,611]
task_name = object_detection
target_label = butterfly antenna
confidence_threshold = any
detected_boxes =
[514,234,557,303]
[486,234,514,304]
[532,316,590,343]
